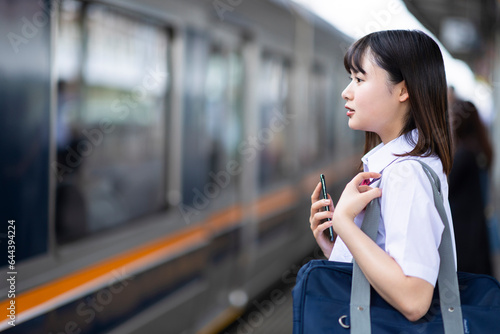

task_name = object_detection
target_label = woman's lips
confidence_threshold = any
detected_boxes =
[345,106,355,117]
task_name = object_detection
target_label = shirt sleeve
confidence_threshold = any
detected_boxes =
[380,160,444,286]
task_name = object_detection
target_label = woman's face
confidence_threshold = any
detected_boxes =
[341,52,409,144]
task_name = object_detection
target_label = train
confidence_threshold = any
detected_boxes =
[0,0,363,333]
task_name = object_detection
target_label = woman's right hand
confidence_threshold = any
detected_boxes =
[310,182,335,258]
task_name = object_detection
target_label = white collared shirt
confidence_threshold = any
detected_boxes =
[329,129,457,286]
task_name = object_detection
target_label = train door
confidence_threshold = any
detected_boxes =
[180,26,246,329]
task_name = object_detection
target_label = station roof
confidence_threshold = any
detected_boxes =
[402,0,498,79]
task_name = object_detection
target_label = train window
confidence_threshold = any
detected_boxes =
[54,1,169,243]
[181,31,244,210]
[258,54,292,189]
[300,65,332,168]
[324,72,337,158]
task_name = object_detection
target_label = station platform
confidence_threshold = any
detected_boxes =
[222,281,295,334]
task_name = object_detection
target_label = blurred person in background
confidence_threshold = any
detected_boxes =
[449,100,493,275]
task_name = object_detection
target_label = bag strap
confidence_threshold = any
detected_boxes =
[349,198,379,333]
[418,161,464,333]
[350,160,464,334]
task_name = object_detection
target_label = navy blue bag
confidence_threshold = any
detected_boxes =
[293,162,500,333]
[293,260,500,333]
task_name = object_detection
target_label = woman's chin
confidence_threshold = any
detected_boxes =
[347,119,361,130]
[347,118,372,132]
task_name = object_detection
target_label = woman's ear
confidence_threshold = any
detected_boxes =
[399,81,409,102]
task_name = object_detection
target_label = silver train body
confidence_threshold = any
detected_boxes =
[0,0,362,333]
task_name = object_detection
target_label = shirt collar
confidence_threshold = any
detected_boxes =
[362,129,418,173]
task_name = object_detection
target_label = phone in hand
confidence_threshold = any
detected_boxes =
[320,174,334,241]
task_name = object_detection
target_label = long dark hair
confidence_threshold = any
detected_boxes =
[450,100,493,170]
[344,30,453,174]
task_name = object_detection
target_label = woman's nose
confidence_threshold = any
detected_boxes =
[341,84,352,101]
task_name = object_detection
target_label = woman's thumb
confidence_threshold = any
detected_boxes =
[362,187,382,203]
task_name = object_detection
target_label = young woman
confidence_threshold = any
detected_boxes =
[449,100,493,275]
[309,30,455,322]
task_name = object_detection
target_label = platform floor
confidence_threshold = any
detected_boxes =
[221,281,295,334]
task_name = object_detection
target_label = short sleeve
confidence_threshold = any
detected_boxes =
[380,160,444,286]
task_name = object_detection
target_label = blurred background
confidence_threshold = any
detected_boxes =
[0,0,498,333]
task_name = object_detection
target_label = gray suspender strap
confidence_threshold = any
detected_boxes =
[350,198,380,333]
[349,161,464,334]
[418,161,464,333]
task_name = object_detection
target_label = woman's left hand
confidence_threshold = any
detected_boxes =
[332,172,382,223]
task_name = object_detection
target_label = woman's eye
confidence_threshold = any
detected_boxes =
[348,76,363,83]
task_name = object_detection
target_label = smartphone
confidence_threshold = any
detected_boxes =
[320,174,334,241]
